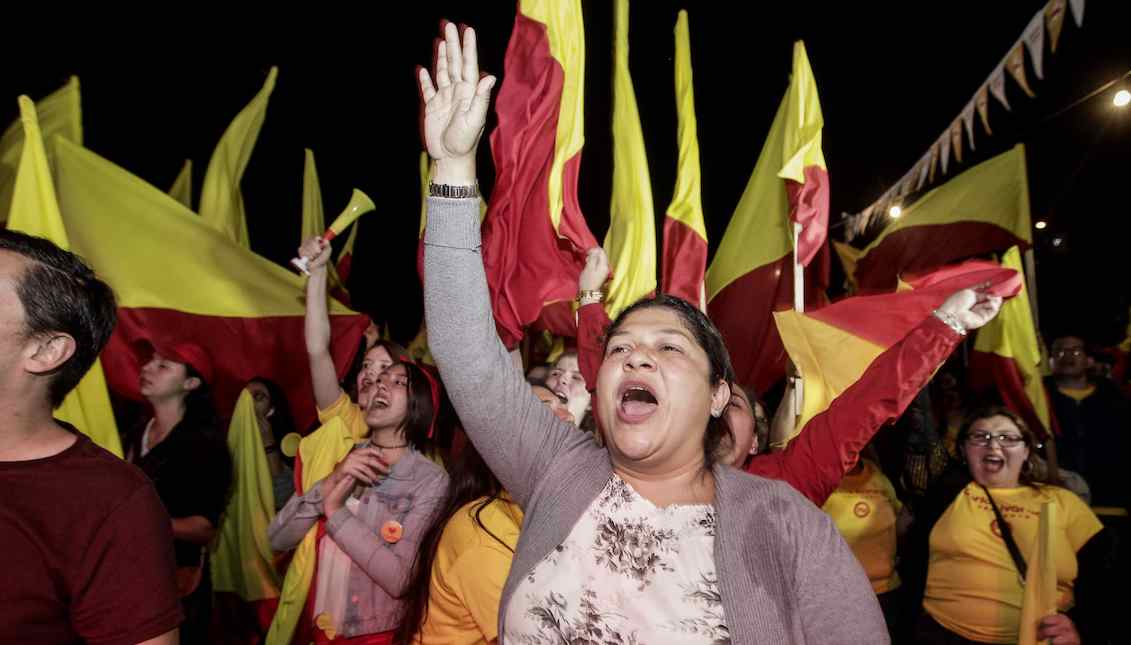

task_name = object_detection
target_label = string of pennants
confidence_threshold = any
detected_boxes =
[844,0,1085,241]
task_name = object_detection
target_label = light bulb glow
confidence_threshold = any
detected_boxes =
[1114,89,1131,107]
[888,205,902,218]
[1035,220,1048,230]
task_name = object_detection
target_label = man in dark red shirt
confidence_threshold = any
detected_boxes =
[0,230,182,644]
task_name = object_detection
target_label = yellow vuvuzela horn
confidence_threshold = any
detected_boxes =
[291,188,375,274]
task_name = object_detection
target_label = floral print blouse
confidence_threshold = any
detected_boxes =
[505,475,730,644]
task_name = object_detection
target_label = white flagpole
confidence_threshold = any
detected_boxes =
[792,222,805,417]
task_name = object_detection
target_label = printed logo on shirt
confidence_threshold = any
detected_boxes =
[990,519,1003,539]
[853,501,871,518]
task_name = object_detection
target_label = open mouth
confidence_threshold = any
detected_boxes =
[981,455,1005,472]
[370,396,390,410]
[616,381,658,423]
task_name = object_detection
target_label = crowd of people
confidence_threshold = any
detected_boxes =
[3,21,1128,645]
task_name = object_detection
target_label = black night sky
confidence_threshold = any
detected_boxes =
[3,1,1129,347]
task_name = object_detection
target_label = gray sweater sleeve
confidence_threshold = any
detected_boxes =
[267,479,326,552]
[423,196,598,508]
[794,503,890,643]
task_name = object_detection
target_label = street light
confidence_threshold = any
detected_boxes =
[1035,220,1048,230]
[1115,89,1131,107]
[888,205,902,219]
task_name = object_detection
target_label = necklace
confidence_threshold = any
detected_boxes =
[374,442,408,450]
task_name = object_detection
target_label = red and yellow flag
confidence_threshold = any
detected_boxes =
[854,145,1032,291]
[775,261,1022,444]
[660,10,707,310]
[603,0,656,320]
[706,41,830,392]
[0,76,82,223]
[970,246,1056,436]
[7,96,121,457]
[200,67,277,248]
[481,0,600,348]
[49,137,366,432]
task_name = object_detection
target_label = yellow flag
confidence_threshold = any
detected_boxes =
[268,417,364,644]
[301,149,345,291]
[167,159,193,209]
[973,247,1053,432]
[7,96,121,457]
[856,145,1032,289]
[604,0,657,319]
[211,389,280,601]
[0,76,82,222]
[1017,502,1057,644]
[200,67,278,247]
[833,240,862,291]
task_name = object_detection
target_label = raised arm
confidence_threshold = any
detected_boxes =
[577,247,612,392]
[747,289,1002,506]
[301,236,344,410]
[419,23,595,507]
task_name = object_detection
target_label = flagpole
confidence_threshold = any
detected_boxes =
[792,222,805,417]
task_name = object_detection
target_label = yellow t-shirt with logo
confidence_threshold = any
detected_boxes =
[415,495,524,644]
[822,460,902,594]
[924,483,1102,643]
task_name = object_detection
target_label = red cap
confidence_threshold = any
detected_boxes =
[134,338,214,385]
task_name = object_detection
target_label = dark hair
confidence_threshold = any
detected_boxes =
[956,405,1049,488]
[248,376,297,465]
[343,337,409,401]
[395,443,506,644]
[180,363,220,433]
[0,230,117,407]
[604,294,735,469]
[390,360,436,451]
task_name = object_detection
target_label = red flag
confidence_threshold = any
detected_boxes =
[480,0,599,349]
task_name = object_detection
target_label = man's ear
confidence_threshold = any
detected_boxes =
[25,334,76,376]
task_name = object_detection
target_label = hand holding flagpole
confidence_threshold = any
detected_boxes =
[291,189,375,275]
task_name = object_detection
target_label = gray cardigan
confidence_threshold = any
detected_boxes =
[268,447,447,637]
[424,196,888,644]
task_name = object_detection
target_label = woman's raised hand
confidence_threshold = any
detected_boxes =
[418,22,496,184]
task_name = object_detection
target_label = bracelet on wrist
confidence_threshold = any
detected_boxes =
[577,289,605,306]
[428,181,480,199]
[932,309,968,337]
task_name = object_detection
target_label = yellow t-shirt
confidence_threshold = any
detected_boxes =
[1057,384,1095,402]
[416,495,524,645]
[822,460,902,594]
[317,391,369,441]
[924,483,1103,643]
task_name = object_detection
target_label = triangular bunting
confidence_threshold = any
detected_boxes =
[961,101,977,150]
[1022,13,1046,80]
[940,132,951,175]
[1005,43,1036,98]
[989,67,1012,110]
[975,85,993,134]
[950,121,964,165]
[1045,0,1067,52]
[1068,0,1085,27]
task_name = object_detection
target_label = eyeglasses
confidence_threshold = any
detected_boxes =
[1052,348,1086,359]
[966,431,1027,447]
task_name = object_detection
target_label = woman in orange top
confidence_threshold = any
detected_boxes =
[901,406,1114,644]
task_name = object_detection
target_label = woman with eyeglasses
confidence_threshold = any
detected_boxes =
[901,406,1113,644]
